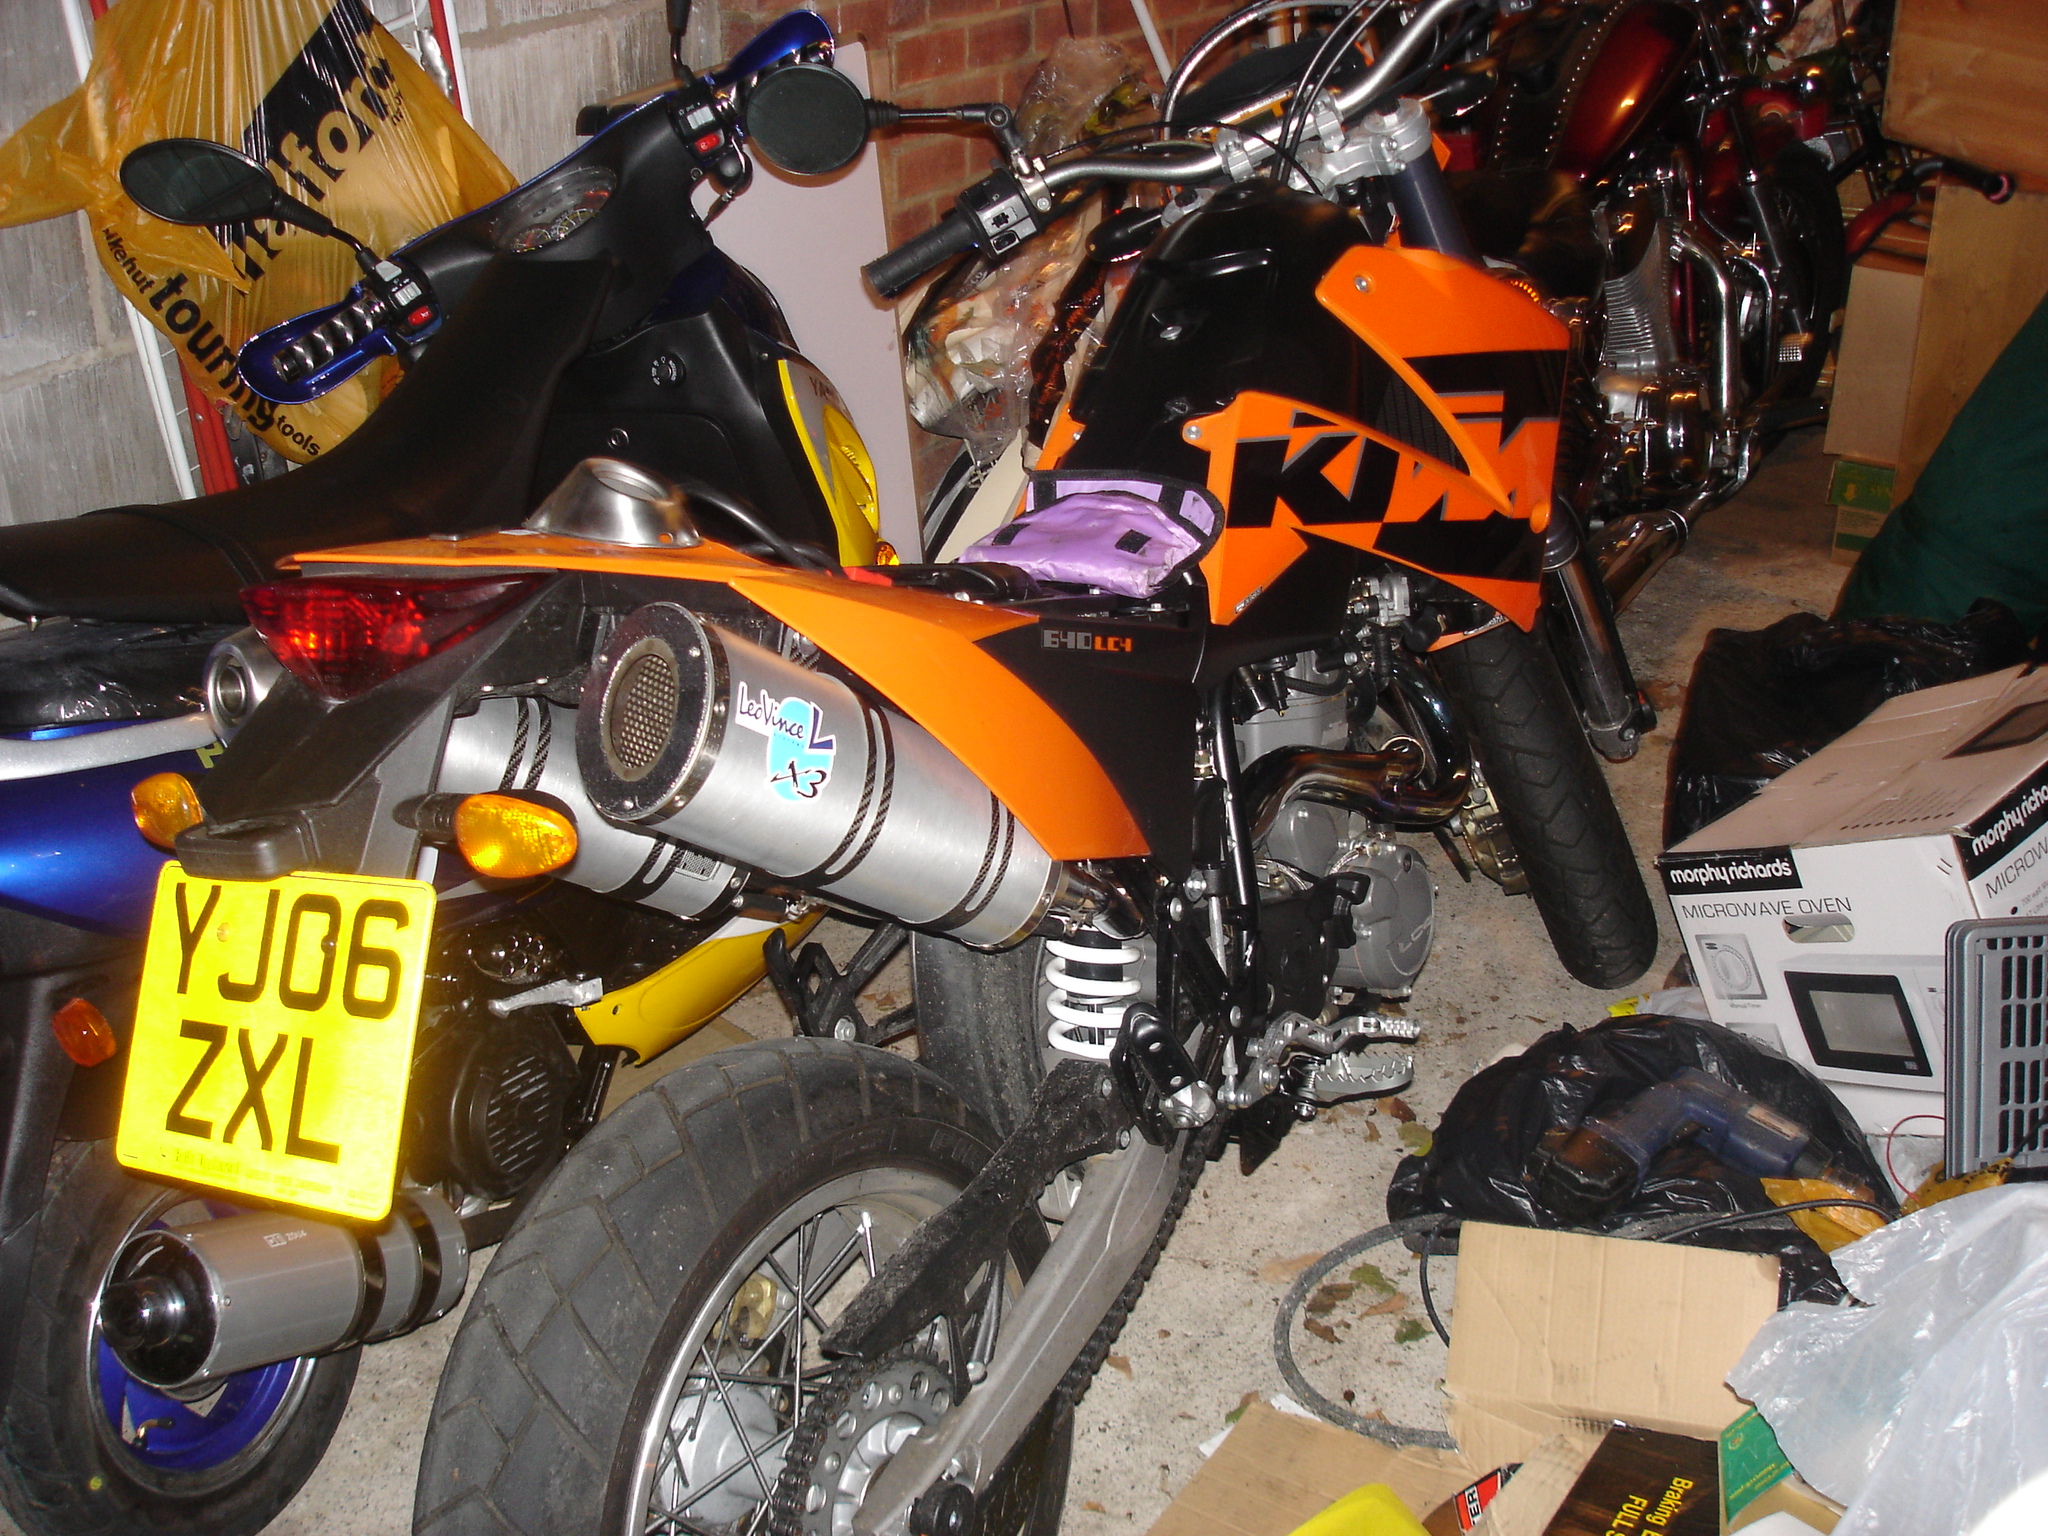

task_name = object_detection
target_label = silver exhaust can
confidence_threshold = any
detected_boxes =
[438,698,738,919]
[576,604,1059,948]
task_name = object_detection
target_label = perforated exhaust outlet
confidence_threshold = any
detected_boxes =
[576,604,1062,948]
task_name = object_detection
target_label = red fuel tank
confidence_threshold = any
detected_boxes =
[1551,0,1701,179]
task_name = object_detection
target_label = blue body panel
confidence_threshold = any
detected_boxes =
[0,745,202,934]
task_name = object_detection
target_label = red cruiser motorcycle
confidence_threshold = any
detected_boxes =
[1442,0,1850,610]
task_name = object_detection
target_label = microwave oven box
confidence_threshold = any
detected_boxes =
[1659,663,2048,1136]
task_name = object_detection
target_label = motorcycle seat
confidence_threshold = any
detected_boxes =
[1445,168,1601,303]
[0,256,612,625]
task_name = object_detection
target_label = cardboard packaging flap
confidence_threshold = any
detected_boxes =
[1143,1402,1468,1536]
[1443,1225,1779,1477]
[1669,663,2048,855]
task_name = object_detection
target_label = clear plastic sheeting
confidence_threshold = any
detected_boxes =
[0,0,513,466]
[902,39,1145,461]
[0,618,234,729]
[1729,1185,2048,1534]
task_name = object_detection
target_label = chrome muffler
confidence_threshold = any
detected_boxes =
[575,605,1061,948]
[97,1190,467,1391]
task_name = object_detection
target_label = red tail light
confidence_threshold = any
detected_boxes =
[241,575,544,701]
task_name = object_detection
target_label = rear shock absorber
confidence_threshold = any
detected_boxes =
[1044,926,1142,1060]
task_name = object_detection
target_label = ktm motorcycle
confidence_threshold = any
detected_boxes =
[90,3,1652,1531]
[0,12,897,1536]
[1438,0,1851,612]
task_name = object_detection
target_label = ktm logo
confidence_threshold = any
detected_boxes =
[1224,413,1400,529]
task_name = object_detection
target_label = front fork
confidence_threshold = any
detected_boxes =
[1543,504,1653,761]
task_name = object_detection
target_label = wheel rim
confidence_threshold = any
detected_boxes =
[624,1167,963,1536]
[87,1192,317,1488]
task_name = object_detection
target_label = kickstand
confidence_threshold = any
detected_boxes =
[764,922,912,1044]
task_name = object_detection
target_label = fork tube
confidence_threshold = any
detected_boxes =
[1390,155,1477,262]
[1543,509,1648,761]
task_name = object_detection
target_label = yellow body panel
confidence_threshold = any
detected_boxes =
[779,358,881,563]
[576,913,820,1060]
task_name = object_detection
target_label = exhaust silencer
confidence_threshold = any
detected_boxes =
[439,698,739,918]
[97,1190,467,1390]
[576,604,1060,948]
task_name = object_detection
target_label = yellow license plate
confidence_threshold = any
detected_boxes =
[116,863,434,1222]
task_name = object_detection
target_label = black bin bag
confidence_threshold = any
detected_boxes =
[1387,1015,1897,1299]
[1664,601,2029,846]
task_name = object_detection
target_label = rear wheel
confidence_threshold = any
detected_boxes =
[0,1139,357,1536]
[1433,622,1657,988]
[413,1039,1069,1536]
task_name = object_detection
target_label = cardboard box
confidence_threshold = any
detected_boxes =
[1823,257,1924,470]
[1829,505,1887,568]
[1886,0,2048,187]
[1147,1227,1779,1536]
[1661,663,2048,1134]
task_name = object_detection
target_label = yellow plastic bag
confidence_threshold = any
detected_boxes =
[0,0,515,464]
[1285,1483,1430,1536]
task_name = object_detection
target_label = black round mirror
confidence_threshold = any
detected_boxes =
[743,63,870,177]
[120,139,279,226]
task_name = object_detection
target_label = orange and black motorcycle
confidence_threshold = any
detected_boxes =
[114,4,1656,1532]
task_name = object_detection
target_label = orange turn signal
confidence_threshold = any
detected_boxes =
[453,793,578,880]
[52,996,117,1067]
[132,772,203,850]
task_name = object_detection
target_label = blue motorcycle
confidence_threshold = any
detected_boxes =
[0,11,882,1532]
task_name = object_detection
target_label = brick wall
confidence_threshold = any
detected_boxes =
[714,0,1227,244]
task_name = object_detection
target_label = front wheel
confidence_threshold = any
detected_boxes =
[413,1038,1068,1536]
[1432,621,1657,989]
[0,1139,358,1536]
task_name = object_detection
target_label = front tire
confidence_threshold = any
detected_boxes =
[0,1139,358,1536]
[1433,622,1657,988]
[413,1039,1068,1536]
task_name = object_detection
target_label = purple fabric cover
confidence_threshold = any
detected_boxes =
[960,473,1222,598]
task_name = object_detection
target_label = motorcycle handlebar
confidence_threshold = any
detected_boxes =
[863,209,981,297]
[866,0,1489,292]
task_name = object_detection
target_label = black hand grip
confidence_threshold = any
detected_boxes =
[864,211,979,298]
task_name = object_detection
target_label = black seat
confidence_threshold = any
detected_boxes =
[1446,168,1602,303]
[0,256,612,624]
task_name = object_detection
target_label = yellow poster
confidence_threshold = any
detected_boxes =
[0,0,515,463]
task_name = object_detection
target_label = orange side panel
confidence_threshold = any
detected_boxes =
[296,532,1148,861]
[730,578,1146,860]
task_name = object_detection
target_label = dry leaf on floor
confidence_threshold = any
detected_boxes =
[1305,1281,1356,1315]
[1083,1501,1107,1513]
[1362,1293,1408,1315]
[1377,1096,1417,1123]
[1348,1262,1397,1295]
[1361,1118,1382,1143]
[1393,1318,1429,1343]
[1224,1390,1262,1424]
[1105,1353,1132,1377]
[1258,1250,1325,1282]
[1397,1123,1434,1156]
[1305,1319,1341,1343]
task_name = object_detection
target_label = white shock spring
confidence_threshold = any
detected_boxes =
[1043,931,1143,1061]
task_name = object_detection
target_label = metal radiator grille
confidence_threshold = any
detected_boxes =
[1947,917,2048,1176]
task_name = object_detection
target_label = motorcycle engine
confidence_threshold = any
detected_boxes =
[1594,205,1708,499]
[1236,651,1436,1007]
[407,922,584,1201]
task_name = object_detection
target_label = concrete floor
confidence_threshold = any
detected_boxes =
[0,432,1848,1536]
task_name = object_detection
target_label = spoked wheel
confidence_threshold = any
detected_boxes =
[0,1139,357,1536]
[415,1039,1068,1536]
